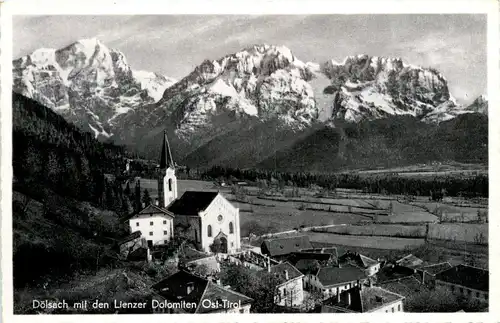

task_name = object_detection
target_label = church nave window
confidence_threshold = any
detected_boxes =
[229,222,234,234]
[207,225,212,237]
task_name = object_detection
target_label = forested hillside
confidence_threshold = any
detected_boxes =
[258,114,488,171]
[12,92,133,288]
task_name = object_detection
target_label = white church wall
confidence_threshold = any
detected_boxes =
[200,194,240,254]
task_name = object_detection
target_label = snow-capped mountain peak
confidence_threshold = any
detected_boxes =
[13,38,176,139]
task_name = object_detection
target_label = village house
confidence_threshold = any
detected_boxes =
[151,270,253,314]
[395,254,424,270]
[287,251,338,275]
[304,266,367,300]
[260,236,313,260]
[339,251,381,276]
[266,262,304,307]
[117,231,146,259]
[415,262,452,287]
[435,264,489,303]
[321,283,405,313]
[128,204,175,248]
[379,276,430,298]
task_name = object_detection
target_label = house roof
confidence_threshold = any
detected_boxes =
[396,254,424,269]
[379,276,430,298]
[269,262,303,284]
[325,285,404,313]
[436,264,489,292]
[129,204,175,220]
[316,266,366,287]
[418,262,453,276]
[167,191,219,215]
[340,252,379,268]
[261,235,313,257]
[152,270,253,313]
[117,231,142,245]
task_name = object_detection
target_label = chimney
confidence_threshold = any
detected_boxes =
[187,282,194,295]
[284,270,289,280]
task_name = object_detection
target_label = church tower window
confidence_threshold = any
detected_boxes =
[168,179,172,192]
[229,222,234,234]
[207,225,212,237]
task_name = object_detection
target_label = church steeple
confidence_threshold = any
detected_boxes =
[159,130,175,170]
[158,130,178,208]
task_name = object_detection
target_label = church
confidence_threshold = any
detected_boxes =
[129,131,241,254]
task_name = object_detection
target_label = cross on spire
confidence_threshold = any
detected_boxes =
[159,130,175,169]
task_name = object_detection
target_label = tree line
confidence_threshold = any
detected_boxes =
[201,165,488,198]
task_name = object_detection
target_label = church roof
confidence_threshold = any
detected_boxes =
[129,204,175,220]
[159,130,175,169]
[167,191,219,215]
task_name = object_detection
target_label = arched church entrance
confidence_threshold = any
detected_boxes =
[219,236,228,254]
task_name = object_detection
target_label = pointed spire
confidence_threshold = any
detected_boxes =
[159,130,175,169]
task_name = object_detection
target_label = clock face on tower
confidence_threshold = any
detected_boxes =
[217,214,223,223]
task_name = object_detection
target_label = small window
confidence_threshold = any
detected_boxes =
[460,287,464,294]
[150,221,154,226]
[476,292,480,298]
[386,310,388,313]
[136,222,139,226]
[231,242,234,247]
[164,230,168,235]
[398,304,401,311]
[391,307,394,313]
[149,232,153,236]
[239,308,245,313]
[164,240,168,244]
[163,220,167,224]
[208,225,212,237]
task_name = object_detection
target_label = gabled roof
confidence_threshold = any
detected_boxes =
[152,270,253,313]
[117,231,142,245]
[261,235,313,257]
[159,130,175,169]
[340,252,379,268]
[418,262,453,276]
[379,276,430,298]
[316,266,366,287]
[396,254,424,269]
[325,285,404,313]
[167,191,219,215]
[269,262,303,284]
[436,264,489,292]
[129,204,175,220]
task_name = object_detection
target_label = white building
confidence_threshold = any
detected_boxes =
[304,266,367,300]
[268,262,304,307]
[321,284,405,313]
[128,204,174,247]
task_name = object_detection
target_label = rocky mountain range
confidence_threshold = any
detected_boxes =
[13,38,488,169]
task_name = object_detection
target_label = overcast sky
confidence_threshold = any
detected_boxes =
[14,15,486,104]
